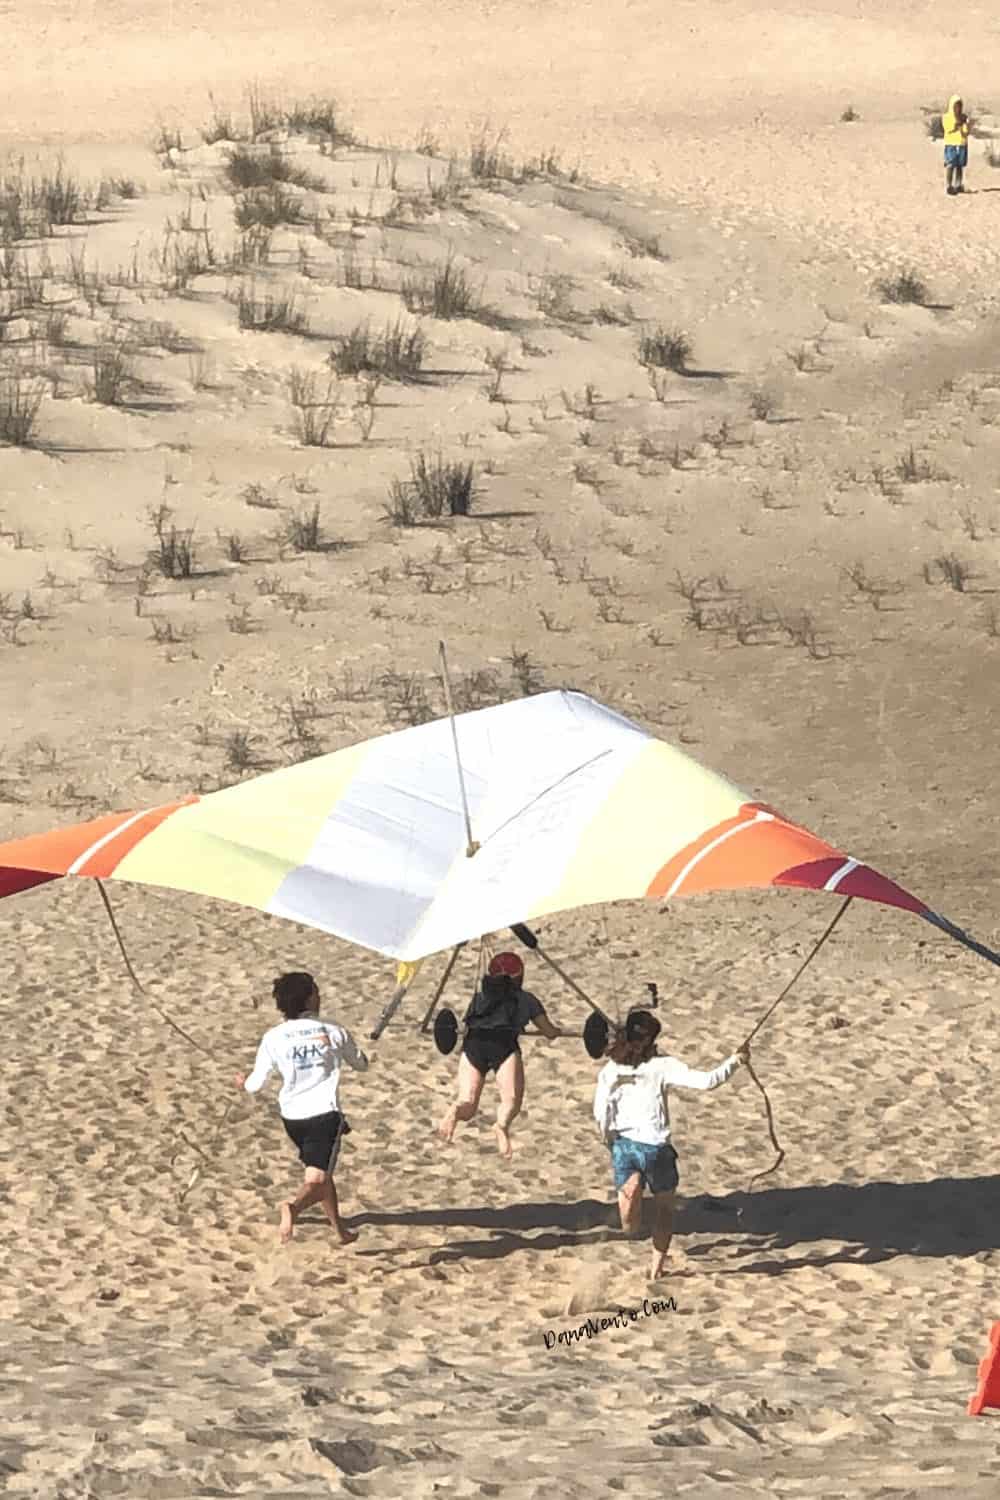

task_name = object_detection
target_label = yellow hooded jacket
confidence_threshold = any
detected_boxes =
[942,96,969,146]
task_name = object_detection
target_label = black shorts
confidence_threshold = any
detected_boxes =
[463,1029,520,1076]
[281,1109,347,1172]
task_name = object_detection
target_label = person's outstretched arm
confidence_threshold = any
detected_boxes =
[658,1044,749,1092]
[531,1010,561,1040]
[520,990,560,1040]
[333,1025,370,1072]
[237,1036,274,1094]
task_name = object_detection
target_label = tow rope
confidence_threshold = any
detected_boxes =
[738,894,853,1199]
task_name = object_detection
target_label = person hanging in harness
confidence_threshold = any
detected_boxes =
[593,1009,749,1280]
[437,951,561,1158]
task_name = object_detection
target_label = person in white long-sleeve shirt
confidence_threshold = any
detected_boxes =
[593,1009,748,1280]
[236,971,369,1245]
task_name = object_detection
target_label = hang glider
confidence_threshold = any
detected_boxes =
[0,690,996,974]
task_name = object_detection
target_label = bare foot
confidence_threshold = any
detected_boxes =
[438,1109,458,1143]
[279,1202,296,1244]
[494,1123,513,1160]
[650,1255,669,1279]
[334,1228,360,1247]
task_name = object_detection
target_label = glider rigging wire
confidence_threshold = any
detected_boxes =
[96,878,209,1057]
[736,894,853,1199]
[438,641,479,859]
[95,878,236,1204]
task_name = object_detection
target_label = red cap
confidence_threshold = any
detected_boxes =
[488,951,524,980]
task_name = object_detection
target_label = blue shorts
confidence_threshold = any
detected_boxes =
[944,145,968,168]
[610,1137,679,1195]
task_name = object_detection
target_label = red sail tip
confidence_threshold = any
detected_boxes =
[774,858,926,916]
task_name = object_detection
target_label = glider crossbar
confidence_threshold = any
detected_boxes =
[510,922,611,1024]
[532,945,612,1025]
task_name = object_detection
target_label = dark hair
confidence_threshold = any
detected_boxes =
[273,971,317,1019]
[482,972,519,1001]
[607,1009,661,1067]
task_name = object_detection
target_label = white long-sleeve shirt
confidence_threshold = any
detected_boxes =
[593,1052,741,1147]
[244,1016,369,1120]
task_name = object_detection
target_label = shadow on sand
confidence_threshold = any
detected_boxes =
[348,1174,1000,1270]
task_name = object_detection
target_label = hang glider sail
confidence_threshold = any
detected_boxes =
[0,690,996,968]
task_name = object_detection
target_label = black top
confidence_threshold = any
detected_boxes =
[463,978,545,1034]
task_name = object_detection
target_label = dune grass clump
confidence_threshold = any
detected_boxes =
[384,452,476,525]
[209,87,353,148]
[896,445,936,483]
[621,231,667,262]
[0,162,91,239]
[91,341,135,406]
[284,97,352,144]
[201,94,245,145]
[0,368,45,445]
[749,388,779,421]
[235,225,273,267]
[638,325,692,373]
[925,552,971,592]
[0,185,28,240]
[925,114,945,141]
[287,368,339,446]
[37,165,86,225]
[155,224,215,293]
[224,145,323,193]
[246,84,284,141]
[235,283,308,334]
[593,301,634,326]
[401,255,488,322]
[99,175,142,202]
[148,506,196,579]
[282,502,324,550]
[155,123,183,156]
[469,127,517,182]
[534,272,578,322]
[234,186,304,230]
[202,113,242,146]
[876,269,930,306]
[223,729,261,772]
[329,318,426,381]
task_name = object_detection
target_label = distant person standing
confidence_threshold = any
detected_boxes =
[943,95,971,195]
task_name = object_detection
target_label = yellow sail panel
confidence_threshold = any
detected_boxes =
[539,739,745,916]
[115,742,368,908]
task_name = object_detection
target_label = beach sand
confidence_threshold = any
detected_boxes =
[3,2,1000,1494]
